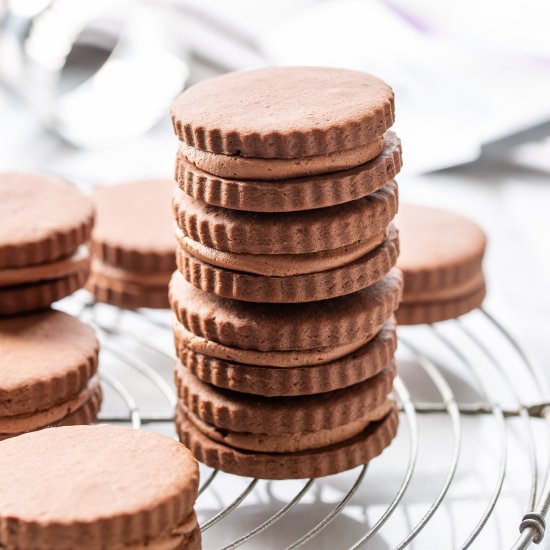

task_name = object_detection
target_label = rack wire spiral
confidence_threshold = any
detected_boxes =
[63,291,550,549]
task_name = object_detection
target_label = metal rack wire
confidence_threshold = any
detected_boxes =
[68,293,550,549]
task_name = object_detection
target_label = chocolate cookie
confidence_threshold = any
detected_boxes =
[169,268,403,351]
[0,310,100,439]
[176,361,395,434]
[88,180,175,309]
[0,425,200,549]
[173,180,398,255]
[176,225,399,303]
[395,204,486,324]
[175,132,402,212]
[176,403,398,479]
[171,66,394,160]
[174,319,397,396]
[0,172,94,315]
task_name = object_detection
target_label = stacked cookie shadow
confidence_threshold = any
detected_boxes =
[0,172,101,438]
[169,67,404,479]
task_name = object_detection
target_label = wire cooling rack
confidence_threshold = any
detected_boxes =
[61,291,550,549]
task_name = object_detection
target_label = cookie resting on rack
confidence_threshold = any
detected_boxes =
[395,203,487,324]
[0,172,93,315]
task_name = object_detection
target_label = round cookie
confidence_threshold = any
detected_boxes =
[176,225,390,277]
[176,403,398,479]
[169,268,403,351]
[87,273,171,309]
[91,180,175,272]
[0,425,200,549]
[0,310,100,439]
[173,316,387,368]
[176,225,399,303]
[175,132,402,212]
[89,180,175,309]
[0,268,90,316]
[0,173,94,315]
[395,203,486,324]
[396,283,487,325]
[178,135,386,180]
[0,172,94,269]
[173,180,398,255]
[177,361,395,434]
[174,319,397,396]
[171,66,394,160]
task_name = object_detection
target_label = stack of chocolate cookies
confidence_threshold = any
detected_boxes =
[169,67,403,479]
[0,173,94,316]
[0,172,102,437]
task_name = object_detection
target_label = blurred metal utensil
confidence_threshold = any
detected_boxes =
[0,0,189,148]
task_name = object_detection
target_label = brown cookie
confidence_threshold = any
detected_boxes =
[178,135,387,181]
[176,225,399,303]
[173,316,387,368]
[0,246,89,287]
[90,180,175,309]
[395,203,486,324]
[171,66,394,159]
[176,404,398,479]
[396,282,486,325]
[184,399,393,453]
[173,180,398,255]
[169,268,403,351]
[174,319,396,396]
[86,274,170,309]
[0,172,94,269]
[396,203,486,295]
[86,260,170,309]
[0,310,100,438]
[0,425,200,549]
[175,361,395,434]
[0,266,90,316]
[175,225,389,277]
[175,132,402,212]
[0,383,103,442]
[91,180,176,273]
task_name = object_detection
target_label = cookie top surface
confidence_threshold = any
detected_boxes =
[0,310,98,416]
[169,269,402,351]
[92,180,175,272]
[0,425,199,548]
[0,172,94,269]
[396,203,486,293]
[171,66,394,158]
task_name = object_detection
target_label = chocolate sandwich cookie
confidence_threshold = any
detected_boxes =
[176,405,397,479]
[88,179,175,309]
[176,224,398,303]
[175,132,402,213]
[176,361,396,435]
[0,310,101,439]
[171,66,394,164]
[173,180,398,255]
[395,203,486,324]
[174,318,397,396]
[0,425,200,549]
[170,268,402,351]
[175,362,397,479]
[0,172,94,315]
